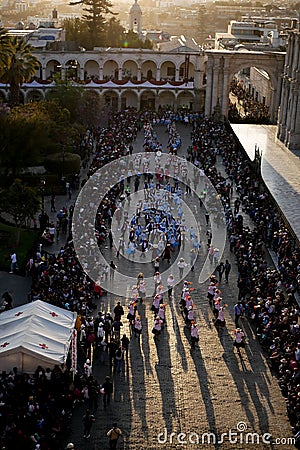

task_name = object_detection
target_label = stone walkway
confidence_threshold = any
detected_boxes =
[231,123,300,243]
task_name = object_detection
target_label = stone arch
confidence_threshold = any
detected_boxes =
[122,60,138,80]
[121,90,138,109]
[141,60,157,80]
[103,60,118,80]
[177,90,195,110]
[140,89,156,110]
[104,89,119,111]
[84,60,100,81]
[26,89,44,103]
[179,60,195,81]
[45,59,62,80]
[157,90,176,110]
[204,51,285,123]
[160,61,176,82]
[65,59,80,81]
[0,90,8,103]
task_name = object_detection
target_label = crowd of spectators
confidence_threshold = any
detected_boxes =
[190,117,300,442]
[229,79,270,124]
[2,109,300,447]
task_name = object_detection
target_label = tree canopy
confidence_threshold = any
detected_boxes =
[69,0,115,48]
[0,36,39,105]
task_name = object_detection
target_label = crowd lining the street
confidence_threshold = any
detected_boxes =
[2,108,300,448]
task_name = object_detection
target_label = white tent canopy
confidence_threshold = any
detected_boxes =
[0,300,77,374]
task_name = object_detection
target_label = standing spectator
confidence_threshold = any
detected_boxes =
[50,194,56,212]
[121,334,130,358]
[84,359,93,377]
[107,423,122,449]
[216,261,225,283]
[113,301,124,320]
[110,261,117,280]
[234,198,240,215]
[114,346,124,373]
[10,252,17,273]
[213,248,219,266]
[234,301,244,327]
[102,375,113,407]
[205,212,210,226]
[224,259,231,283]
[82,409,95,439]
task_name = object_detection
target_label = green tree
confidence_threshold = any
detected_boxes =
[104,17,125,47]
[0,179,40,246]
[0,105,48,176]
[70,0,116,49]
[0,37,39,105]
[122,30,153,49]
[45,78,83,123]
[76,90,105,128]
[63,17,90,49]
[0,27,10,69]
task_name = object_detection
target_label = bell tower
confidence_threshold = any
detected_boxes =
[129,0,142,36]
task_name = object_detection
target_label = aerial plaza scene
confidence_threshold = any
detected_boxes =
[0,1,300,449]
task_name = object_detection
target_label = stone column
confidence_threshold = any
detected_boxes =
[137,67,142,81]
[99,67,103,80]
[118,67,122,80]
[175,67,179,82]
[277,77,289,140]
[117,93,122,111]
[221,67,230,118]
[204,59,213,116]
[156,67,160,81]
[211,61,219,116]
[80,67,84,81]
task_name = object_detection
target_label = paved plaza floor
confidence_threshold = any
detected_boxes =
[1,122,299,450]
[63,123,296,449]
[231,123,300,242]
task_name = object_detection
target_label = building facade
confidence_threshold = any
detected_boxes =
[277,29,300,151]
[0,45,206,111]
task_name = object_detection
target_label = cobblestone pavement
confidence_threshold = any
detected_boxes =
[63,123,295,450]
[1,122,296,449]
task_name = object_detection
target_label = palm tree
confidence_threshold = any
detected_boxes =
[0,37,39,105]
[0,27,10,69]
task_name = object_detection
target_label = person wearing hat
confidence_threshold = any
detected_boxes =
[133,316,142,338]
[233,328,245,353]
[190,323,199,348]
[177,257,188,278]
[107,422,122,449]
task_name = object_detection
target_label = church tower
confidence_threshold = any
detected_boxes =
[129,0,142,36]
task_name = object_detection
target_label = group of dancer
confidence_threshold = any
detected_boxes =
[207,274,245,352]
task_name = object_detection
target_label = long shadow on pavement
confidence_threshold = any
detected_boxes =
[185,326,220,450]
[217,325,271,435]
[154,326,178,434]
